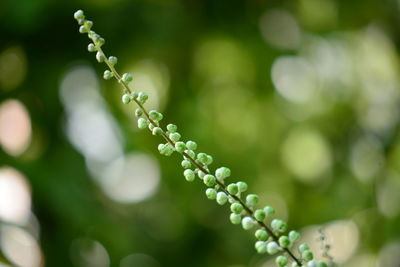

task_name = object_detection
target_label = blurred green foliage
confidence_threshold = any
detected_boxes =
[1,0,400,266]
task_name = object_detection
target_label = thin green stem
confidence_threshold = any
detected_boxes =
[94,45,303,266]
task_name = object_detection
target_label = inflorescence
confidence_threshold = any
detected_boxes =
[74,9,329,267]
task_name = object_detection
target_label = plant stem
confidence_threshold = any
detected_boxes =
[95,46,303,266]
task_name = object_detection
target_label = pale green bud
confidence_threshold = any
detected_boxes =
[135,108,143,117]
[74,10,85,20]
[88,43,96,52]
[271,219,287,233]
[166,124,177,132]
[236,181,248,192]
[302,250,313,261]
[152,127,163,136]
[254,209,266,221]
[137,92,148,104]
[181,159,191,169]
[96,51,105,62]
[186,141,197,150]
[184,169,195,182]
[227,183,239,195]
[241,216,255,230]
[246,194,259,206]
[299,243,310,253]
[137,118,149,129]
[216,192,228,205]
[279,236,290,248]
[266,241,280,255]
[230,213,241,224]
[122,94,131,104]
[255,229,268,241]
[203,174,216,187]
[255,241,267,254]
[122,73,133,83]
[103,70,113,80]
[264,206,275,216]
[174,141,186,153]
[215,167,231,180]
[169,132,181,142]
[289,230,300,243]
[108,56,117,66]
[276,255,288,267]
[206,188,217,199]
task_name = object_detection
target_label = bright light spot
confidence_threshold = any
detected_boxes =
[0,167,31,225]
[0,225,42,267]
[96,153,160,203]
[70,238,109,267]
[0,99,32,157]
[281,127,331,183]
[377,241,400,267]
[128,59,170,111]
[377,171,400,218]
[120,253,159,267]
[194,38,255,84]
[300,220,359,264]
[272,56,318,104]
[350,135,384,183]
[0,46,27,91]
[59,65,123,164]
[259,9,301,50]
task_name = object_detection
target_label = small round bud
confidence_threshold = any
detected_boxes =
[241,216,255,230]
[246,194,259,206]
[103,70,113,80]
[298,243,310,253]
[184,169,195,182]
[166,124,177,132]
[135,108,143,117]
[236,181,248,192]
[169,132,181,142]
[122,73,133,83]
[181,159,191,169]
[216,192,228,205]
[149,110,163,121]
[316,261,328,267]
[230,202,243,214]
[175,142,186,153]
[215,167,231,180]
[203,174,216,187]
[184,149,195,159]
[266,241,280,255]
[137,92,148,104]
[254,209,266,221]
[279,236,290,248]
[79,25,88,33]
[84,20,93,30]
[197,153,208,164]
[227,183,239,195]
[230,213,241,224]
[289,230,300,243]
[255,229,268,241]
[152,127,163,136]
[206,188,217,199]
[148,123,155,131]
[186,141,197,150]
[88,43,96,52]
[96,51,105,62]
[205,155,213,165]
[302,250,313,261]
[137,118,149,129]
[108,56,118,66]
[271,219,287,233]
[255,241,267,254]
[197,170,206,179]
[264,206,275,216]
[74,10,85,20]
[122,94,131,104]
[276,255,288,267]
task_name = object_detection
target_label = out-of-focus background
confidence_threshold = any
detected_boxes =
[1,0,400,266]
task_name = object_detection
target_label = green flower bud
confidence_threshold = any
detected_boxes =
[184,169,195,182]
[246,194,259,206]
[137,118,149,129]
[148,123,155,131]
[241,216,255,230]
[216,192,228,205]
[254,209,266,221]
[236,181,248,192]
[74,10,85,20]
[186,141,197,150]
[302,250,313,261]
[169,132,181,142]
[316,261,328,267]
[79,25,88,33]
[264,206,275,216]
[122,73,133,83]
[276,255,288,267]
[230,202,243,214]
[108,56,118,66]
[271,219,287,233]
[137,92,148,104]
[84,20,93,31]
[206,188,217,199]
[266,241,280,255]
[215,167,231,180]
[279,236,290,248]
[148,110,163,122]
[122,94,131,104]
[197,170,205,179]
[175,141,186,153]
[197,153,208,164]
[152,127,163,136]
[135,108,143,117]
[184,149,195,159]
[255,241,267,254]
[103,70,113,80]
[88,43,96,52]
[166,124,177,132]
[289,230,300,243]
[205,155,213,165]
[181,159,191,169]
[203,174,216,187]
[255,229,268,241]
[230,213,241,224]
[298,243,310,253]
[227,183,239,195]
[96,51,105,62]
